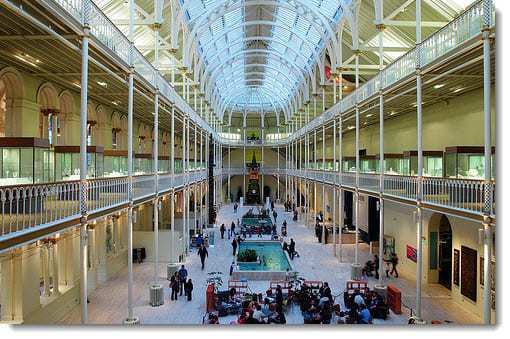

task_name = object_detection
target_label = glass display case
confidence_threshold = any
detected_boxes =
[373,153,405,175]
[342,157,356,173]
[360,155,378,174]
[158,155,170,173]
[403,150,443,177]
[134,153,152,175]
[0,137,54,186]
[445,146,495,179]
[104,150,128,177]
[55,146,104,181]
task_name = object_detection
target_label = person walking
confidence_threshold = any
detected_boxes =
[230,221,236,238]
[231,237,238,256]
[220,223,226,239]
[374,255,380,279]
[390,252,399,278]
[178,265,188,296]
[198,244,208,270]
[184,278,193,301]
[273,210,278,223]
[170,272,179,300]
[289,238,296,260]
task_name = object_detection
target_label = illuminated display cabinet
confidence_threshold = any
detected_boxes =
[55,146,104,181]
[445,146,495,179]
[376,153,405,175]
[0,137,54,186]
[134,153,152,175]
[360,155,378,174]
[342,156,356,173]
[403,150,444,177]
[104,150,128,177]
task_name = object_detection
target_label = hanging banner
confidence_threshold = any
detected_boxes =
[406,245,417,262]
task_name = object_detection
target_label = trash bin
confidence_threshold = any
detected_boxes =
[149,284,164,307]
[167,263,180,280]
[350,263,362,280]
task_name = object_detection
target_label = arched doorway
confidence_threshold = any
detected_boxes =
[37,83,60,145]
[429,213,453,289]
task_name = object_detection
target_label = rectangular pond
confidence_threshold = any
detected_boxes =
[233,241,293,281]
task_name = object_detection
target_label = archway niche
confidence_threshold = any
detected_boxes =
[428,213,453,290]
[0,68,24,137]
[37,83,60,145]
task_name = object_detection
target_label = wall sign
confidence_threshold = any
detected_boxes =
[406,245,417,262]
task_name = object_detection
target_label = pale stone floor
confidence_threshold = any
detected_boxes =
[58,204,482,325]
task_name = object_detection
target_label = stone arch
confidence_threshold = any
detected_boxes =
[0,67,24,137]
[58,90,75,145]
[428,212,453,289]
[137,123,150,153]
[36,82,60,143]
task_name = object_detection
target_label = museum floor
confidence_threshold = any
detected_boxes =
[57,204,483,325]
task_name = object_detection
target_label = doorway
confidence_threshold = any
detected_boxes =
[438,215,453,289]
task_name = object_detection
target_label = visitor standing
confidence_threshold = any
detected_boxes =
[390,252,399,278]
[178,264,188,296]
[220,223,225,239]
[230,221,236,237]
[289,238,296,260]
[170,272,179,300]
[271,200,275,211]
[273,210,278,223]
[184,279,193,301]
[231,237,238,256]
[198,244,208,270]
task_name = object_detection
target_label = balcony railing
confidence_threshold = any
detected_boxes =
[0,170,207,239]
[277,169,493,217]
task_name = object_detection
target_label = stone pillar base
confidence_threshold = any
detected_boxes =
[350,263,363,280]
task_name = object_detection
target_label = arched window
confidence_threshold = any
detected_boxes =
[37,83,60,145]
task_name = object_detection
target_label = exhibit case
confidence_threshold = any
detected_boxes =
[104,150,128,177]
[134,153,152,175]
[158,155,170,173]
[403,150,443,177]
[55,146,104,181]
[445,146,495,179]
[342,157,356,173]
[360,155,378,174]
[375,153,405,175]
[0,137,54,186]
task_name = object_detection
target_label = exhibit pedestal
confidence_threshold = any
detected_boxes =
[350,263,363,280]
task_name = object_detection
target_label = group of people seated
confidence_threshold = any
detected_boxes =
[293,282,334,324]
[341,289,389,324]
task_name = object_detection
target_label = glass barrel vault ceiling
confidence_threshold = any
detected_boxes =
[180,0,348,118]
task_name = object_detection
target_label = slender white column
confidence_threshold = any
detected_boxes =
[78,15,90,324]
[415,0,424,321]
[170,106,175,261]
[153,92,159,283]
[377,1,386,286]
[354,51,360,266]
[333,119,337,256]
[321,125,326,244]
[482,0,493,324]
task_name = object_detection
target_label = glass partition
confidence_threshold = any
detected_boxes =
[377,154,405,175]
[54,146,104,181]
[104,150,128,177]
[445,146,494,179]
[342,157,356,173]
[360,155,378,174]
[0,138,54,186]
[403,151,443,177]
[134,154,152,175]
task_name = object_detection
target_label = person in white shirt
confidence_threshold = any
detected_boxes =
[252,304,265,323]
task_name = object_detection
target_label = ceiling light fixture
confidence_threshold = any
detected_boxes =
[97,81,107,87]
[433,84,445,89]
